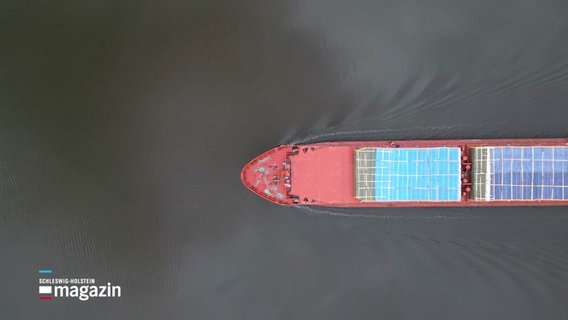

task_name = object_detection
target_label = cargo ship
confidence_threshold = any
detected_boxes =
[240,138,568,207]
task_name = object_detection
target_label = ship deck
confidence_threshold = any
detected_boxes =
[289,146,356,204]
[286,139,568,207]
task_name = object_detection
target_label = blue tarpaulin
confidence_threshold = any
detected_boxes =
[488,147,568,200]
[368,148,461,201]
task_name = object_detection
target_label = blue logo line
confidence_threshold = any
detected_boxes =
[39,270,52,274]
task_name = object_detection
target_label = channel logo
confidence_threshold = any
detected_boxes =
[38,269,122,301]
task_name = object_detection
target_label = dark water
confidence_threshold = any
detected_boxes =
[2,1,568,319]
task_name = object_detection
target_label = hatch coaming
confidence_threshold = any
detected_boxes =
[354,147,463,202]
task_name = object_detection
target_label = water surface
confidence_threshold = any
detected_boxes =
[1,0,568,319]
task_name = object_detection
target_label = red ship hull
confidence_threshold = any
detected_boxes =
[241,138,568,207]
